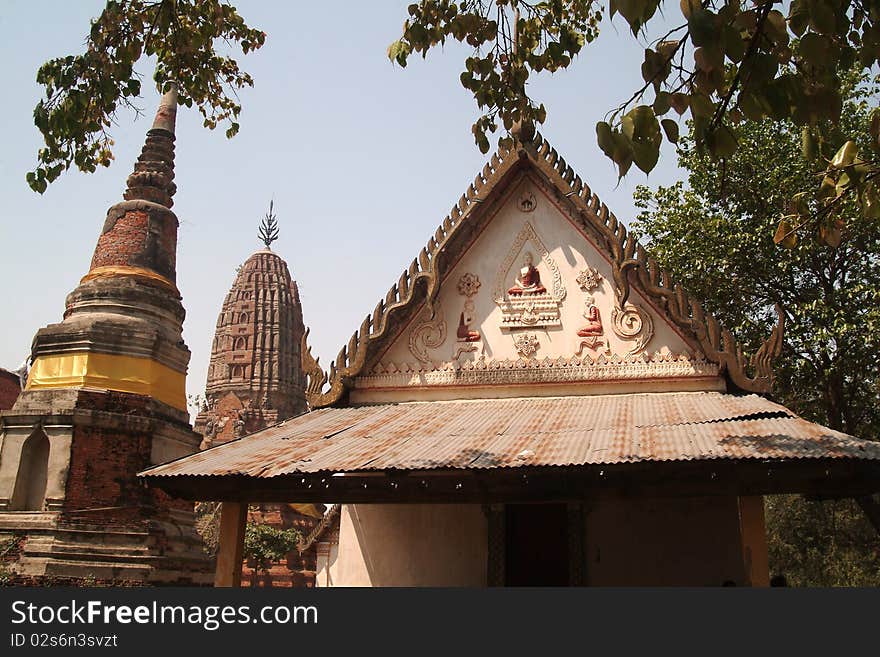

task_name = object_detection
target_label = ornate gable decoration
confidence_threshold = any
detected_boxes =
[492,221,566,330]
[302,126,784,409]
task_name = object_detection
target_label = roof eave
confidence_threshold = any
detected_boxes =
[141,458,880,504]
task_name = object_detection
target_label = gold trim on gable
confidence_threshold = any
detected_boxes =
[25,352,186,411]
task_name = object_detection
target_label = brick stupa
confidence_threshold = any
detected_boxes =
[0,85,212,584]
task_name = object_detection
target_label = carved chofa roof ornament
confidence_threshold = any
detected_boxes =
[301,123,784,408]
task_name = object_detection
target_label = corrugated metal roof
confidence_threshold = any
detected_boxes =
[143,392,880,479]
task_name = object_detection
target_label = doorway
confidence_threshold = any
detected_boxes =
[504,503,570,586]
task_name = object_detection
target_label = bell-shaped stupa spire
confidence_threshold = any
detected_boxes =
[123,82,178,208]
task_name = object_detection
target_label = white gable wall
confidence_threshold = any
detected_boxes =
[352,173,723,403]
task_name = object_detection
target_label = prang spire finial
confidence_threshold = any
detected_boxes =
[259,200,279,249]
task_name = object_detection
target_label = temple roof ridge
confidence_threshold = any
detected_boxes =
[302,129,784,408]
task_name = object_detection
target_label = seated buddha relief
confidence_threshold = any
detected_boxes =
[507,252,546,296]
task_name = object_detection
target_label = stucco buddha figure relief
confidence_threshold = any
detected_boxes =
[457,311,481,342]
[456,273,482,344]
[507,252,547,296]
[494,223,566,331]
[577,295,603,337]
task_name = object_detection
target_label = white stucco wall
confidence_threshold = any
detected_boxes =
[0,424,72,511]
[329,504,488,587]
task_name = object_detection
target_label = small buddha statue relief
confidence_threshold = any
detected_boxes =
[577,295,603,337]
[508,251,546,296]
[457,311,481,342]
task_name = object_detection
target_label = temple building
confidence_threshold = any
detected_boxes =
[0,86,212,584]
[194,215,323,586]
[145,124,880,587]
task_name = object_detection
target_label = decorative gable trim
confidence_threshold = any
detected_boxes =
[302,127,783,408]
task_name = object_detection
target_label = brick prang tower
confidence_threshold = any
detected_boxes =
[194,245,307,447]
[194,223,322,587]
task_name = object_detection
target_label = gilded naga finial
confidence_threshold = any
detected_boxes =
[258,199,279,249]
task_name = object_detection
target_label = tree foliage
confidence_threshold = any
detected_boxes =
[29,0,264,193]
[633,76,880,438]
[391,1,880,239]
[632,78,880,585]
[389,1,602,154]
[243,523,301,573]
[766,495,880,586]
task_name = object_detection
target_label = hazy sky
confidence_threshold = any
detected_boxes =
[0,1,684,412]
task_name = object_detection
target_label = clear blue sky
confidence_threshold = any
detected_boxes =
[0,1,684,411]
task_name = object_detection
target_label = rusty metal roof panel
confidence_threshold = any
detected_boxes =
[142,392,880,478]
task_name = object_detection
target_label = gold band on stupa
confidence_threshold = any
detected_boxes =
[25,352,187,411]
[80,265,179,293]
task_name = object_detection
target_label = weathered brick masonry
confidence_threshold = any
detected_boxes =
[0,369,20,411]
[195,233,320,586]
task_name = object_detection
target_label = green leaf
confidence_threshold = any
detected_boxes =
[721,25,746,62]
[738,92,764,121]
[789,0,809,36]
[773,218,798,248]
[706,124,737,159]
[388,39,410,67]
[688,9,718,48]
[836,171,851,195]
[622,105,662,174]
[808,1,836,34]
[818,175,837,199]
[596,121,615,157]
[831,141,858,168]
[653,91,671,115]
[799,33,831,67]
[689,93,715,118]
[864,183,880,219]
[631,139,659,173]
[661,118,679,143]
[612,131,634,177]
[613,0,661,35]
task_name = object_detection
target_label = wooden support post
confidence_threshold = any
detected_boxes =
[214,501,247,587]
[738,495,769,587]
